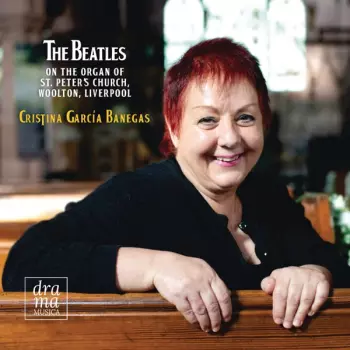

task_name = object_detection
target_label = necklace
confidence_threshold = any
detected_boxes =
[238,221,248,231]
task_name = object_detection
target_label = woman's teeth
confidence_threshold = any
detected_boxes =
[216,155,240,162]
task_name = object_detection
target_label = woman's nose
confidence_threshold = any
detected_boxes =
[217,121,241,148]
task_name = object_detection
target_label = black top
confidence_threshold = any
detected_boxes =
[2,157,350,293]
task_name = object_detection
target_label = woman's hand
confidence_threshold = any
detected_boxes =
[261,265,332,329]
[150,251,232,333]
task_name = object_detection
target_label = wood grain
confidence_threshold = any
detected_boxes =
[0,290,349,349]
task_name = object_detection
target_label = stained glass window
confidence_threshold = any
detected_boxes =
[203,0,269,79]
[164,0,307,92]
[268,0,307,91]
[164,0,204,69]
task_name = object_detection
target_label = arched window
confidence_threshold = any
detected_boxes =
[203,0,269,78]
[164,0,204,69]
[163,0,307,92]
[268,0,307,91]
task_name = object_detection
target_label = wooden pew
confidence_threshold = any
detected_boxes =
[0,181,101,196]
[0,289,349,349]
[299,193,335,243]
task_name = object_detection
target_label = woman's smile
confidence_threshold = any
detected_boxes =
[212,153,244,167]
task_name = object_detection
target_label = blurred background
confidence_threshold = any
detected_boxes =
[0,0,349,198]
[0,0,349,193]
[0,0,350,284]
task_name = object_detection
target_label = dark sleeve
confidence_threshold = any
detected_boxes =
[270,179,350,288]
[2,173,140,293]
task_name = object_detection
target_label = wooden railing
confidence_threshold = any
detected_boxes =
[0,289,349,349]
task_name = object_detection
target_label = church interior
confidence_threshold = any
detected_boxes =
[0,0,350,348]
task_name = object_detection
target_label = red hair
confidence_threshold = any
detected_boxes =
[159,37,271,157]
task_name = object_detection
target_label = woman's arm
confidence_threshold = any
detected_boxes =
[2,173,143,293]
[115,247,166,291]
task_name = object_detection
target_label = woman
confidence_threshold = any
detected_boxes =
[3,38,349,334]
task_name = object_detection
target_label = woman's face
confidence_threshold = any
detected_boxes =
[170,79,264,194]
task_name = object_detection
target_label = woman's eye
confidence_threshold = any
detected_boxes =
[237,114,255,124]
[198,116,216,124]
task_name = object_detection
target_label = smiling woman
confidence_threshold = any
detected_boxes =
[168,80,264,198]
[3,38,350,335]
